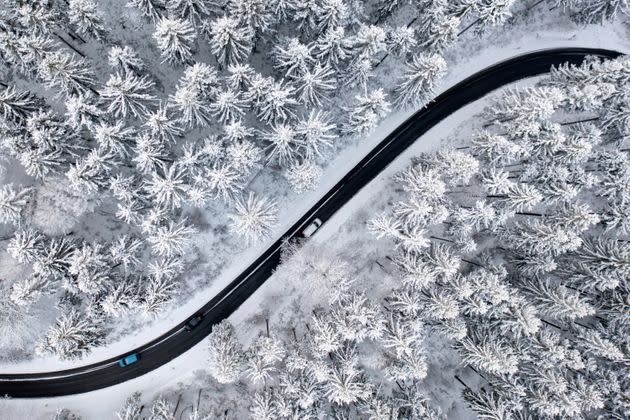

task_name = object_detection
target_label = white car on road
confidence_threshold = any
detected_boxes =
[301,218,322,238]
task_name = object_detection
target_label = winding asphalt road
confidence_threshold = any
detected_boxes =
[0,48,621,398]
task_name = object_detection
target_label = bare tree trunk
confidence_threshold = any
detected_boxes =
[430,235,455,243]
[173,394,182,418]
[541,318,564,330]
[457,17,481,36]
[560,116,600,126]
[525,0,547,12]
[454,375,470,390]
[55,33,86,57]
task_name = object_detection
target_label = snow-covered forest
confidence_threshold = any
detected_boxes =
[0,0,629,418]
[96,47,630,420]
[0,0,571,363]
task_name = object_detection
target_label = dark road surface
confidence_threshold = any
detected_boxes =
[0,48,621,398]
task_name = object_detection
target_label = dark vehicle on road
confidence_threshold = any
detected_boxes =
[118,353,139,367]
[185,314,203,331]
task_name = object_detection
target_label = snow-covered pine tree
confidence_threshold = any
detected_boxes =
[343,88,391,136]
[294,63,337,107]
[9,274,50,307]
[324,361,372,405]
[52,408,82,420]
[255,79,298,125]
[64,93,103,132]
[141,273,179,315]
[145,104,184,142]
[147,219,196,257]
[285,160,323,193]
[38,51,95,97]
[66,241,114,295]
[227,0,275,35]
[207,320,244,383]
[144,164,189,210]
[457,329,520,376]
[274,38,314,78]
[147,257,184,282]
[100,72,157,119]
[206,161,245,203]
[343,57,374,90]
[100,276,142,317]
[7,228,44,264]
[153,17,196,65]
[394,53,447,109]
[297,110,337,160]
[170,63,218,127]
[226,63,255,91]
[132,133,172,174]
[474,0,517,33]
[0,86,45,124]
[262,122,303,166]
[127,0,167,22]
[249,390,278,419]
[387,26,417,58]
[225,140,262,173]
[351,24,387,61]
[0,183,32,225]
[206,16,254,67]
[229,191,278,243]
[149,397,174,420]
[417,2,460,52]
[116,392,143,420]
[209,88,248,123]
[521,278,596,321]
[463,388,516,420]
[573,0,630,24]
[68,0,107,40]
[316,0,349,34]
[108,45,145,74]
[32,236,75,280]
[374,0,403,22]
[35,309,106,360]
[315,26,351,70]
[167,0,217,25]
[92,121,136,158]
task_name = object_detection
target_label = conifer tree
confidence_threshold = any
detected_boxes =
[38,52,95,97]
[207,16,254,67]
[127,0,167,22]
[0,184,32,225]
[395,53,447,108]
[229,192,278,243]
[68,0,107,40]
[208,320,244,384]
[100,72,157,119]
[154,17,196,65]
[36,309,106,360]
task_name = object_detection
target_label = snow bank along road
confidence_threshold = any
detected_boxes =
[0,47,621,398]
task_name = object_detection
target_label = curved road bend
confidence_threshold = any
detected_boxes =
[0,48,622,397]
